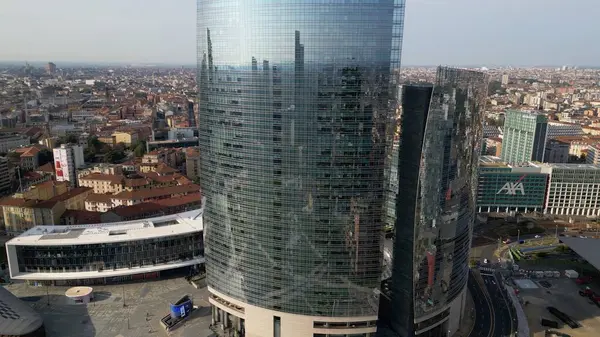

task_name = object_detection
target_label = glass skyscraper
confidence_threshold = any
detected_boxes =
[197,1,405,336]
[378,67,488,337]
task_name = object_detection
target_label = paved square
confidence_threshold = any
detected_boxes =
[5,278,214,337]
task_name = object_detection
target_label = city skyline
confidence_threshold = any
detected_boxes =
[1,0,598,67]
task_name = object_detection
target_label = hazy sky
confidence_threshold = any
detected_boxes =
[0,0,597,66]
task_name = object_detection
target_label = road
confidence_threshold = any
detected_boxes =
[467,270,494,337]
[468,269,515,337]
[481,271,514,337]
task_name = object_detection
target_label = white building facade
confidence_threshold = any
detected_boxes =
[544,164,600,216]
[6,209,204,286]
[53,144,85,185]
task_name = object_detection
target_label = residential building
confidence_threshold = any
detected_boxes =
[53,144,85,185]
[0,197,65,233]
[501,74,509,85]
[84,184,199,212]
[77,163,123,181]
[6,209,204,286]
[78,173,123,194]
[13,181,68,201]
[501,110,548,164]
[13,146,42,171]
[544,139,570,163]
[379,68,488,337]
[198,1,405,335]
[112,130,139,146]
[185,147,200,181]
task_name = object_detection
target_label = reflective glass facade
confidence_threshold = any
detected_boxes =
[197,0,405,317]
[385,67,488,336]
[15,233,204,273]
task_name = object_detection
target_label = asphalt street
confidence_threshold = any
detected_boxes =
[468,269,515,337]
[467,270,493,337]
[481,271,514,337]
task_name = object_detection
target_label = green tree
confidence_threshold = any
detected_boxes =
[57,134,78,146]
[38,149,53,166]
[134,144,146,157]
[87,136,102,151]
[105,149,125,164]
[84,147,96,163]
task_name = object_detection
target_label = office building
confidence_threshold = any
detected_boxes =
[380,67,488,337]
[53,144,85,185]
[197,0,406,336]
[547,122,583,139]
[187,100,196,127]
[501,110,548,164]
[0,157,11,195]
[544,164,600,216]
[544,139,570,163]
[477,157,548,213]
[0,133,30,153]
[587,144,600,164]
[46,62,56,74]
[6,209,204,286]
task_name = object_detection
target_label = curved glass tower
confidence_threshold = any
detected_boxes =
[379,67,489,337]
[197,1,405,336]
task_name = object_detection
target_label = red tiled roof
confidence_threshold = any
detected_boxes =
[36,163,55,173]
[154,192,202,207]
[123,178,150,188]
[112,184,200,201]
[85,193,113,204]
[155,163,178,174]
[79,173,124,184]
[108,203,164,218]
[0,197,36,207]
[46,187,92,202]
[61,210,102,224]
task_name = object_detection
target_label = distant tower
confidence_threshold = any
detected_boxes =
[187,100,196,127]
[46,62,56,74]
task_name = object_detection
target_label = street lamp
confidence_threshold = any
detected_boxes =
[517,229,520,242]
[555,224,558,238]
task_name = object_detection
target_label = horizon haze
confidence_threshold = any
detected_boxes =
[0,0,597,67]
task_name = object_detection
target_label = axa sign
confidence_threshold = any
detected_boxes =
[496,174,527,196]
[497,182,525,195]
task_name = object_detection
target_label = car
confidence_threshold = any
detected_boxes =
[503,239,511,244]
[534,235,541,238]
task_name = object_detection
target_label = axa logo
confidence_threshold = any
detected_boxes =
[497,175,527,196]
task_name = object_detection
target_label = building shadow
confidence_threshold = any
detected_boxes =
[21,293,97,337]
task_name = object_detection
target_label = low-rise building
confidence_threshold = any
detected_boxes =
[112,130,139,146]
[78,173,124,194]
[0,197,65,234]
[6,209,205,285]
[185,147,200,181]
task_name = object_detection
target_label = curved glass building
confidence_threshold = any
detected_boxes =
[197,1,405,336]
[378,67,489,337]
